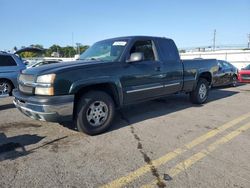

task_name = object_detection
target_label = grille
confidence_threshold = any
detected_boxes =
[241,74,250,78]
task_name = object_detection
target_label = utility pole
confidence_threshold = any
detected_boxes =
[248,33,250,49]
[213,29,216,51]
[76,43,81,54]
[72,32,74,47]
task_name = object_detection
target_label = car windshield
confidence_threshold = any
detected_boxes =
[245,64,250,70]
[79,39,128,62]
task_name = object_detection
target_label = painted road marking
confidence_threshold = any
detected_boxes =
[101,112,250,188]
[141,122,250,188]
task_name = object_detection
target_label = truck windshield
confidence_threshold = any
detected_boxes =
[80,39,128,62]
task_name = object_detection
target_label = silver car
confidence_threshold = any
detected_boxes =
[0,52,26,96]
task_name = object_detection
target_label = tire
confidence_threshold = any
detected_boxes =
[190,78,209,104]
[75,91,115,135]
[231,75,237,87]
[0,80,13,96]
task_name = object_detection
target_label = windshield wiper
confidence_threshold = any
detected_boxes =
[81,57,104,61]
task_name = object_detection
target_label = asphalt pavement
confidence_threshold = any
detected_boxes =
[0,84,250,188]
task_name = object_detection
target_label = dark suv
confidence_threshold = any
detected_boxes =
[0,52,26,96]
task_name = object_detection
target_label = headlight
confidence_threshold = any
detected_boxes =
[35,74,56,95]
[35,87,54,95]
[36,74,56,83]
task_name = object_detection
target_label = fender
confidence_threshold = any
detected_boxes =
[194,69,213,90]
[69,76,124,107]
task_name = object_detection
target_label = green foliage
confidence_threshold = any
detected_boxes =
[45,44,89,57]
[20,51,38,58]
[79,45,89,54]
[17,44,89,58]
[19,44,44,58]
[45,44,62,57]
[61,46,76,57]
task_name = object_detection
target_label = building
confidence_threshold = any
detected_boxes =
[181,49,250,69]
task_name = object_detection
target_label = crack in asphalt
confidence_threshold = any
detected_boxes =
[130,126,166,188]
[28,136,68,152]
[119,111,166,187]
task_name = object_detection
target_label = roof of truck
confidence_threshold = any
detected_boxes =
[99,36,171,42]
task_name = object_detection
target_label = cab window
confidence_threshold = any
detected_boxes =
[129,40,155,61]
[0,55,17,66]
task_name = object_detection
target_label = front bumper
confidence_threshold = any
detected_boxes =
[13,89,74,122]
[238,76,250,83]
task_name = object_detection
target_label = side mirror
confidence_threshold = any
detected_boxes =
[218,66,222,71]
[127,52,144,63]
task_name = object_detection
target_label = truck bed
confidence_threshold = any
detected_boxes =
[182,59,219,92]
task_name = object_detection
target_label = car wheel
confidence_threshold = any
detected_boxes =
[190,78,209,104]
[0,80,13,96]
[76,91,115,135]
[231,75,237,87]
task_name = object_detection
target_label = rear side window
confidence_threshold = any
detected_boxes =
[158,39,180,62]
[222,61,232,68]
[0,55,17,66]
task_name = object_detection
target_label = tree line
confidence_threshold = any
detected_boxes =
[17,44,89,58]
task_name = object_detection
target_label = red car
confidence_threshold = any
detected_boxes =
[238,64,250,83]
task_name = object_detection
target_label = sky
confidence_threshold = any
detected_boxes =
[0,0,250,50]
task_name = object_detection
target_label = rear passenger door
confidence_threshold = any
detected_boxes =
[214,60,229,86]
[222,61,234,84]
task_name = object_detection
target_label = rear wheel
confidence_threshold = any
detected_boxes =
[75,91,115,135]
[0,80,13,96]
[190,78,209,104]
[231,75,237,87]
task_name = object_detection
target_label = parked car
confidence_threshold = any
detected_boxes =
[13,36,219,135]
[27,59,62,68]
[238,64,250,83]
[0,52,26,96]
[213,60,238,87]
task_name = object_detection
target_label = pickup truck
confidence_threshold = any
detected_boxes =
[13,36,219,135]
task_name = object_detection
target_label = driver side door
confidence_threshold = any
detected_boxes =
[121,39,167,104]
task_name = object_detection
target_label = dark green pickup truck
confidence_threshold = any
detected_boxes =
[13,36,219,135]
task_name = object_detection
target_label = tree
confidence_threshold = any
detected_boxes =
[19,44,44,58]
[18,44,89,58]
[45,45,62,57]
[79,45,89,54]
[61,46,76,57]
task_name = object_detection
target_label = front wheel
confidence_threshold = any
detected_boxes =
[190,78,209,104]
[75,91,115,135]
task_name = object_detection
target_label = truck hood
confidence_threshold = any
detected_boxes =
[22,60,109,75]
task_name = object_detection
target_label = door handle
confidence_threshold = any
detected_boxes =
[155,67,161,71]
